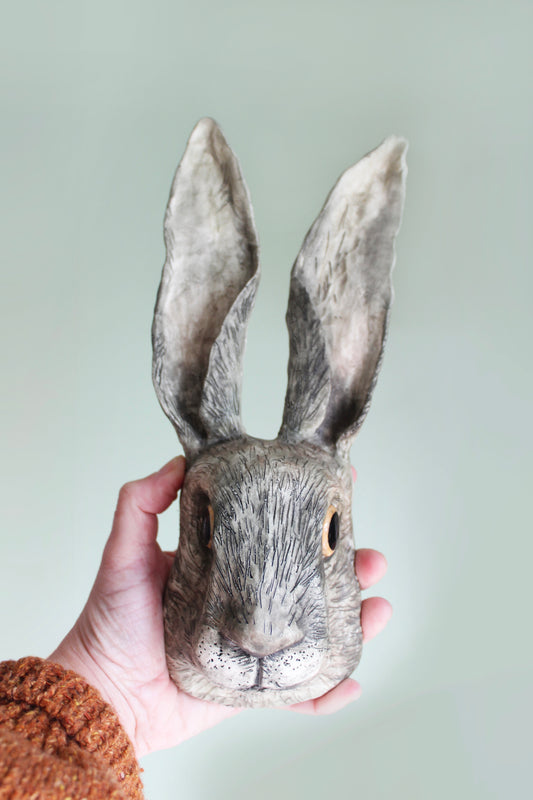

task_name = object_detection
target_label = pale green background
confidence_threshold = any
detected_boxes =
[1,1,531,798]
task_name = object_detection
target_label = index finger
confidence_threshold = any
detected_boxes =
[104,456,186,569]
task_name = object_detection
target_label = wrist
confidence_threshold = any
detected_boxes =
[49,627,138,750]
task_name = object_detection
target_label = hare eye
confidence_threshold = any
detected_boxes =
[199,504,214,548]
[322,505,339,557]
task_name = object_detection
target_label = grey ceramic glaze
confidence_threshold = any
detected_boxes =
[152,118,407,707]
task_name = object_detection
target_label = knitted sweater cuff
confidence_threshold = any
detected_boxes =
[0,656,144,799]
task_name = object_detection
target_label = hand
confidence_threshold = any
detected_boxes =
[50,458,392,756]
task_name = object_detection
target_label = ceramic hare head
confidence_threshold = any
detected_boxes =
[152,119,407,707]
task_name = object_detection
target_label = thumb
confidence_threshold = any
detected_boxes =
[103,456,186,569]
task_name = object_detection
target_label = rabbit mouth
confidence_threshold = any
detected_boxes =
[194,625,326,692]
[244,657,324,693]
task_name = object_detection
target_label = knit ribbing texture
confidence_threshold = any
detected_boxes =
[0,657,144,799]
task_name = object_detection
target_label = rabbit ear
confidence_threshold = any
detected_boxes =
[279,136,407,453]
[152,118,259,457]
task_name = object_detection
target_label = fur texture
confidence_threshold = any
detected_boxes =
[164,439,361,706]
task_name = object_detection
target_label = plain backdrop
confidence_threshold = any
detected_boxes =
[1,1,531,798]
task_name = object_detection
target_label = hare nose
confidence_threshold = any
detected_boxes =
[224,625,304,659]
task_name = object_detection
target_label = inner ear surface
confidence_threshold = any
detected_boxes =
[152,118,260,456]
[279,135,407,451]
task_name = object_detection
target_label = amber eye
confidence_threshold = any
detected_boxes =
[322,505,339,557]
[199,504,214,548]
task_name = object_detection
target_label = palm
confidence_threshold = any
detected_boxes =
[94,542,237,756]
[51,458,391,757]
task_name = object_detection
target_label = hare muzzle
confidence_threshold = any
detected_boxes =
[195,627,324,692]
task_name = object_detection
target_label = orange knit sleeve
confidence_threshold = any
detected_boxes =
[0,657,144,799]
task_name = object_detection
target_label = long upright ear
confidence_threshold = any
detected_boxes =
[152,118,259,458]
[279,136,407,454]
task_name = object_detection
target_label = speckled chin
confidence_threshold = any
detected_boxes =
[165,632,362,708]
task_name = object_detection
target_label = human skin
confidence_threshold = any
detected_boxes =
[50,456,392,758]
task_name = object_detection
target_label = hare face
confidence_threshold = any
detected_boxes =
[152,118,406,707]
[164,438,362,707]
